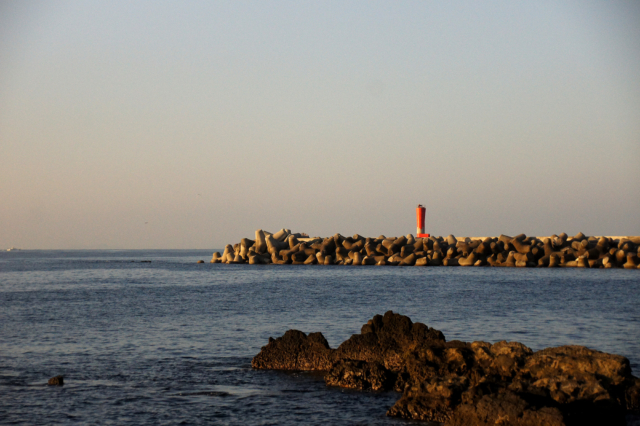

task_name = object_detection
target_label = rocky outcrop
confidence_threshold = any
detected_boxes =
[48,376,64,385]
[252,311,640,425]
[389,343,633,425]
[251,329,334,371]
[334,311,446,371]
[445,391,566,426]
[325,359,396,391]
[395,340,534,392]
[212,230,640,269]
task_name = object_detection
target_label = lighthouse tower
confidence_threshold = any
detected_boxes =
[416,205,430,238]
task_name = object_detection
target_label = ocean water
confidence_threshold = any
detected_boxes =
[1,250,639,425]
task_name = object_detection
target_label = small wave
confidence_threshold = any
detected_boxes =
[173,391,230,397]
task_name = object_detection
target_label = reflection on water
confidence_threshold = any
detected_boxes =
[1,250,639,425]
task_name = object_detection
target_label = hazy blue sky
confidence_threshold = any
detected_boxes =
[1,1,639,249]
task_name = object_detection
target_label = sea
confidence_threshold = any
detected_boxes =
[1,250,639,425]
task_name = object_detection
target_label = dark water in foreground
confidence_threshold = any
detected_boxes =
[1,250,639,425]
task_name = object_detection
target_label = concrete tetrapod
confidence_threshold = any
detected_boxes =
[254,229,267,254]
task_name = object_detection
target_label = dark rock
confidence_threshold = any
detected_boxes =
[397,340,532,392]
[48,376,64,385]
[333,311,445,371]
[516,345,631,406]
[446,390,566,426]
[252,313,640,424]
[390,342,636,422]
[251,330,334,370]
[325,359,396,391]
[626,377,640,412]
[387,375,469,422]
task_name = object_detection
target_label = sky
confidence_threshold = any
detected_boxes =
[1,0,639,249]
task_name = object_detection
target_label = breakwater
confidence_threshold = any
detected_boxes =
[211,229,640,268]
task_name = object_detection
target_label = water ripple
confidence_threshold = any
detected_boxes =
[1,250,639,424]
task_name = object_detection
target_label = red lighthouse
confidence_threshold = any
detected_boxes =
[416,204,430,238]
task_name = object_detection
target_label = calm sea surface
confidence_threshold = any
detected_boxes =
[1,250,639,425]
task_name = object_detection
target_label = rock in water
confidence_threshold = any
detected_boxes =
[445,391,566,426]
[251,330,334,370]
[48,376,64,385]
[333,310,445,371]
[325,359,396,391]
[386,375,470,422]
[252,312,640,425]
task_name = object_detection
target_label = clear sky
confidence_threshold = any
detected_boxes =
[1,1,639,249]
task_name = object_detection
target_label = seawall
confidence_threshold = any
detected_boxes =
[210,229,640,269]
